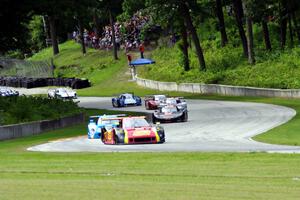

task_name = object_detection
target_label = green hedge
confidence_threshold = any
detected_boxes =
[0,96,82,125]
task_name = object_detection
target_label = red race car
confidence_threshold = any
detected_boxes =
[144,95,167,110]
[101,116,165,145]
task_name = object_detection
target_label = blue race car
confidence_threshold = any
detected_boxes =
[87,114,126,139]
[112,93,142,107]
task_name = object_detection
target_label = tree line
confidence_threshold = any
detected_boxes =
[0,0,299,71]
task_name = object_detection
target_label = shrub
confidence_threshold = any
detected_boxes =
[0,96,81,125]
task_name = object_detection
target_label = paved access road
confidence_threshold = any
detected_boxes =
[28,97,300,153]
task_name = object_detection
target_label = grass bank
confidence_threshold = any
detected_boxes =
[0,109,300,200]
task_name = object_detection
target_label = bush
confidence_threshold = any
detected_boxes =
[0,96,82,125]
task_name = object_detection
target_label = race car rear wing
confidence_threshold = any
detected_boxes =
[113,92,135,97]
[89,114,126,118]
[144,95,155,100]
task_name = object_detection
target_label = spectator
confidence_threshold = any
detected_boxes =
[139,42,145,58]
[126,53,132,65]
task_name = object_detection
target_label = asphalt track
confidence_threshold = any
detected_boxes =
[27,96,300,153]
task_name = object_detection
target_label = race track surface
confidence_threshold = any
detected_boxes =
[28,97,300,153]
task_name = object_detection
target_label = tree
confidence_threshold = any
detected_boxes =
[48,15,59,55]
[145,0,190,71]
[27,15,46,52]
[262,19,272,50]
[179,20,190,71]
[96,0,124,60]
[70,0,95,55]
[0,0,32,54]
[122,0,146,20]
[31,0,74,55]
[215,0,228,47]
[243,0,255,65]
[232,0,248,57]
[280,0,288,49]
[179,1,206,70]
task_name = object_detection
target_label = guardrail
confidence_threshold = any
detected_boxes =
[0,113,84,141]
[136,77,300,98]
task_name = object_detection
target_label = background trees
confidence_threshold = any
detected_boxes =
[0,0,299,71]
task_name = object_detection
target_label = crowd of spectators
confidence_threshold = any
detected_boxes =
[72,12,150,51]
[123,13,149,51]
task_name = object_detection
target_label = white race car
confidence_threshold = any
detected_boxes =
[0,87,19,97]
[48,88,77,100]
[161,97,187,110]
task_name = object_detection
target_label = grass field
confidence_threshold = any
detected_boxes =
[0,95,300,199]
[0,108,300,200]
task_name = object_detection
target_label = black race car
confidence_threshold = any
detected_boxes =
[152,105,188,123]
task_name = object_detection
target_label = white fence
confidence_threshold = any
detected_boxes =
[136,77,300,98]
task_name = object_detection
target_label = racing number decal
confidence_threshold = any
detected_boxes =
[104,131,113,142]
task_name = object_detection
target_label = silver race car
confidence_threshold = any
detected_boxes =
[160,97,187,110]
[48,88,77,100]
[152,105,188,123]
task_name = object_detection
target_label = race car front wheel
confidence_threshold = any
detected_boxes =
[182,112,188,122]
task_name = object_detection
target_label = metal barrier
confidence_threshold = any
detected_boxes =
[0,58,53,78]
[136,76,300,98]
[0,113,84,141]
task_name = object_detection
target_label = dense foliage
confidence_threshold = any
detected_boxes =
[139,41,300,88]
[1,0,300,88]
[0,96,81,125]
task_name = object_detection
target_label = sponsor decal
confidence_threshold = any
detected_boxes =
[104,130,113,142]
[133,130,151,136]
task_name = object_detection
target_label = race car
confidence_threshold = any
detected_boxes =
[112,93,142,107]
[87,114,126,139]
[47,87,77,100]
[144,94,167,110]
[161,97,187,110]
[94,116,165,144]
[152,105,188,123]
[0,87,19,97]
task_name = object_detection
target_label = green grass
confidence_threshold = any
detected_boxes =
[0,108,300,200]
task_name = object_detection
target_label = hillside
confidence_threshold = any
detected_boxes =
[29,41,186,97]
[30,40,300,94]
[138,43,300,89]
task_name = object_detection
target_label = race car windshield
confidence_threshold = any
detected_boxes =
[155,95,166,101]
[102,119,120,128]
[166,99,176,104]
[123,118,149,128]
[57,88,67,93]
[122,94,133,99]
[161,107,178,113]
